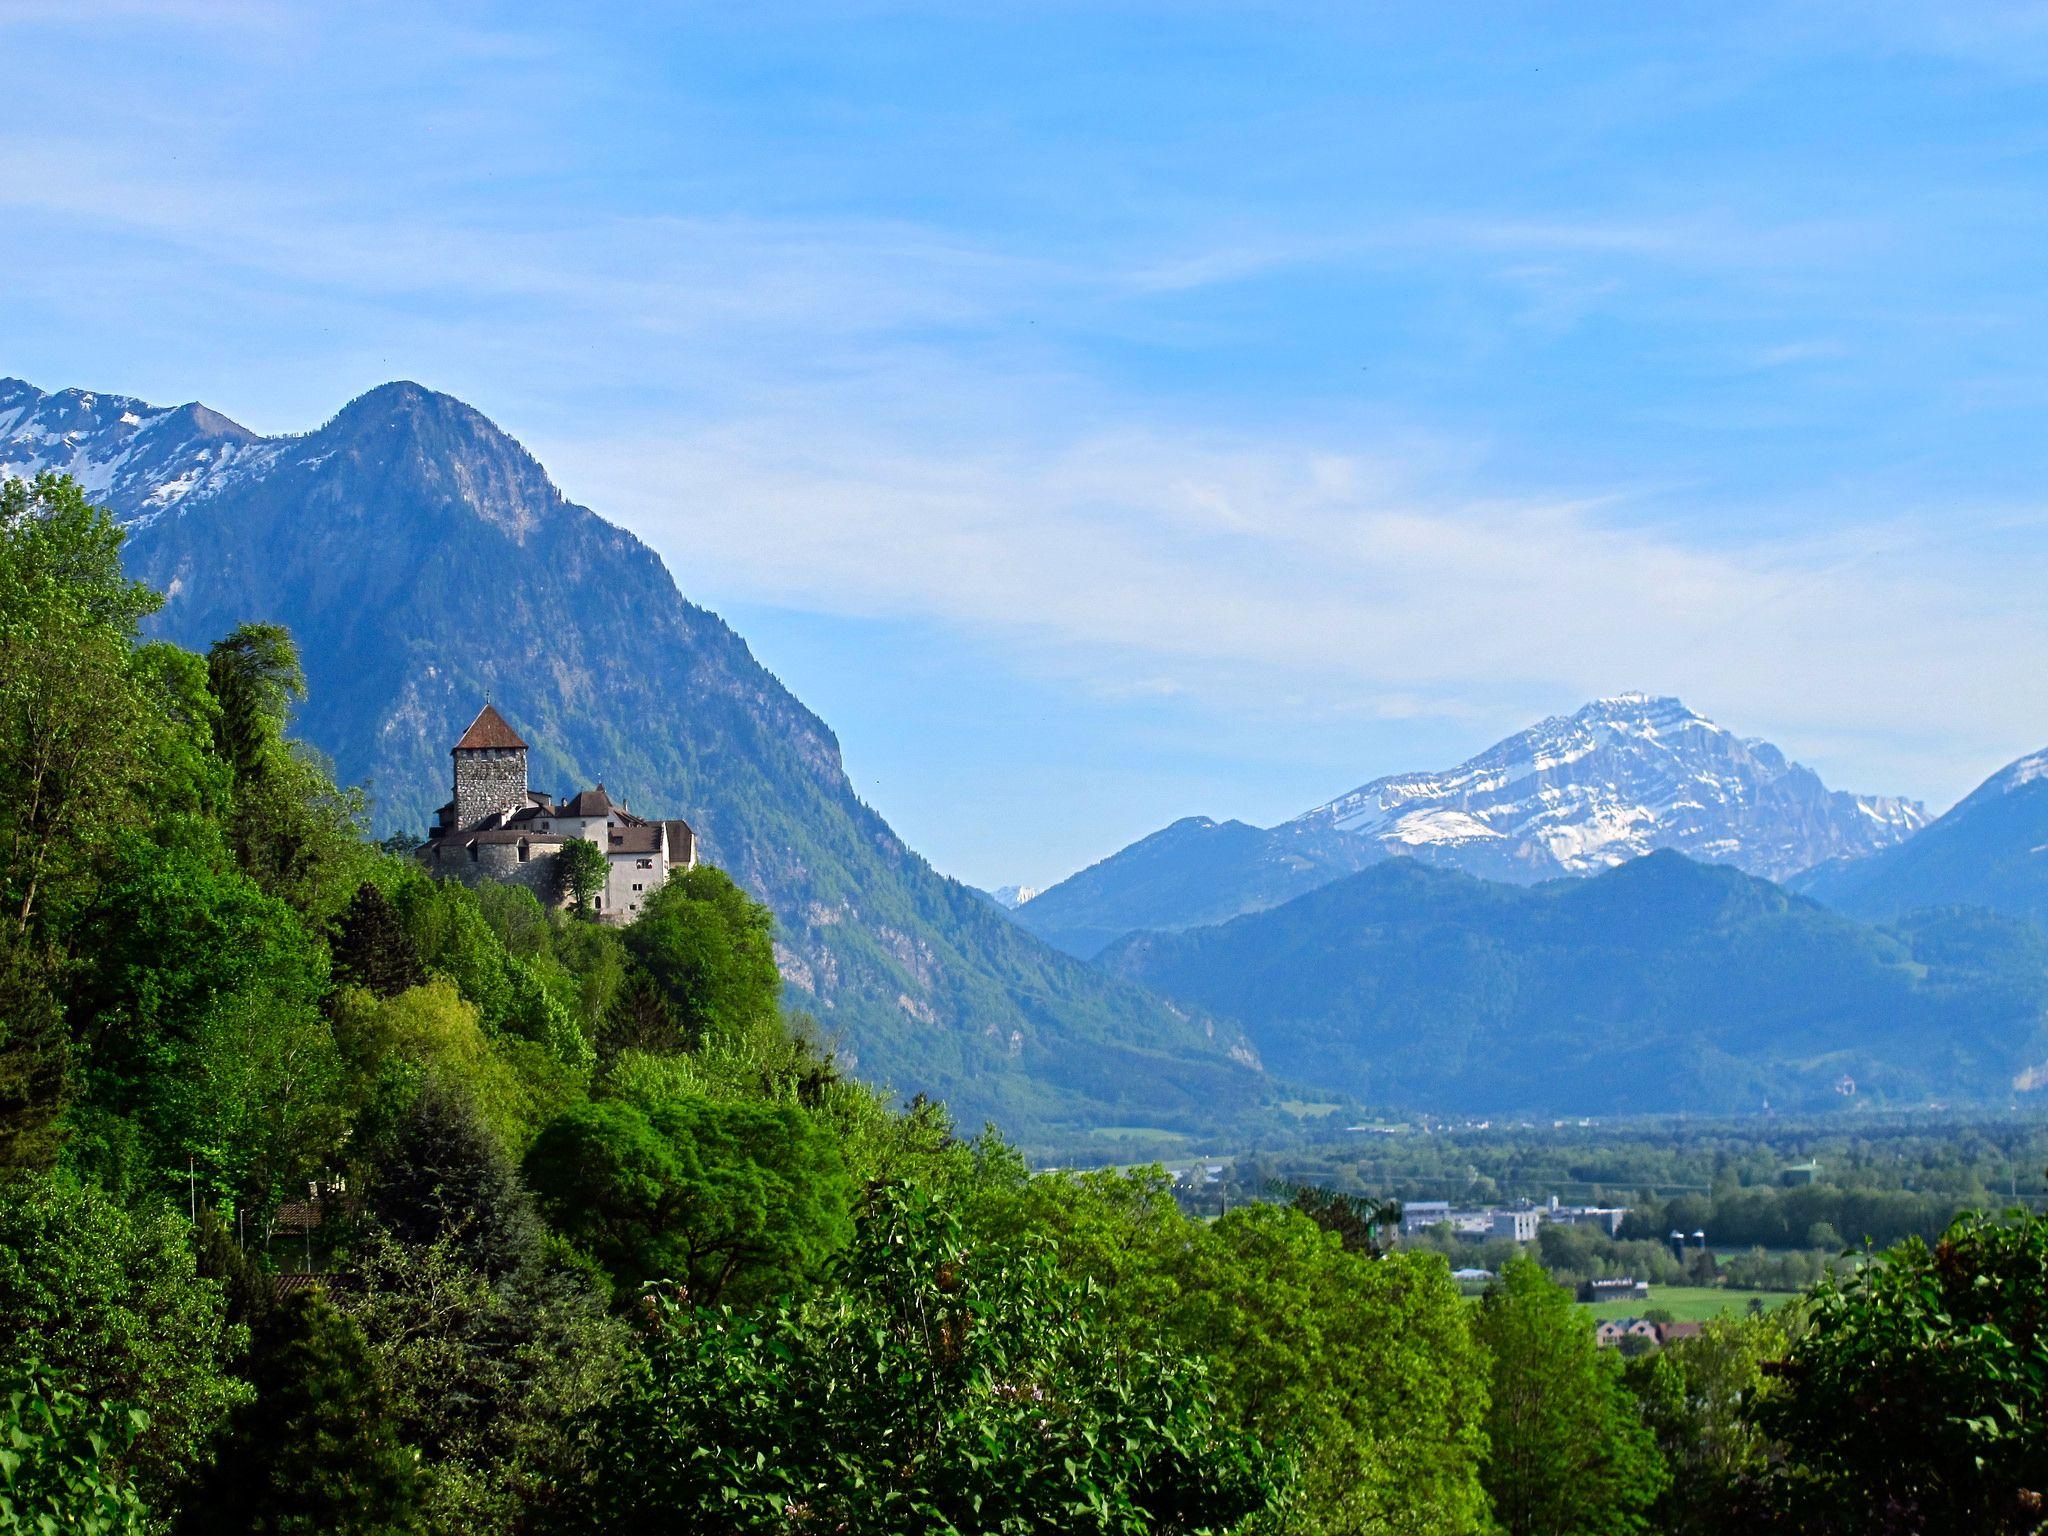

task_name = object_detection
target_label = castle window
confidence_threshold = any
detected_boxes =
[468,843,478,862]
[636,858,653,869]
[518,840,530,862]
[632,882,643,892]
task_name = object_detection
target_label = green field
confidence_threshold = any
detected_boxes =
[1579,1286,1789,1322]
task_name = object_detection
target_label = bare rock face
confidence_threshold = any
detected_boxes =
[1291,693,1929,884]
[1,375,1261,1137]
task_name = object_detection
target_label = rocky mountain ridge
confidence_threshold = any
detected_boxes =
[1292,693,1928,883]
[1,374,1263,1139]
[1011,693,1928,956]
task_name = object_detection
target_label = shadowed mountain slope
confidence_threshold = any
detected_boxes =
[0,375,1263,1138]
[1799,747,2048,931]
[1014,694,1927,957]
[1102,851,2048,1116]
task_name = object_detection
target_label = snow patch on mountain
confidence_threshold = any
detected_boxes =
[1291,694,1929,883]
[0,378,278,529]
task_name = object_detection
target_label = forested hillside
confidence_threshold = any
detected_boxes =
[5,471,2043,1536]
[1104,852,2048,1114]
[1,377,1263,1140]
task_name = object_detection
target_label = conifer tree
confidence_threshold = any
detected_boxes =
[330,882,426,999]
[367,1083,539,1280]
[0,944,68,1174]
[597,968,681,1057]
[195,1289,421,1536]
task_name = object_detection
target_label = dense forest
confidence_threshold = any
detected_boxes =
[4,469,2046,1533]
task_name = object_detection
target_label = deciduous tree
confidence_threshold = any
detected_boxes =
[1474,1257,1668,1536]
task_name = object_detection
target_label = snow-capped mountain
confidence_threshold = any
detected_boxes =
[1011,693,1929,956]
[1290,693,1928,883]
[987,885,1040,910]
[0,378,276,529]
[1800,742,2048,928]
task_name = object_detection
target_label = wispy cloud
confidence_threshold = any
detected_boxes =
[555,409,2048,800]
[11,0,2048,864]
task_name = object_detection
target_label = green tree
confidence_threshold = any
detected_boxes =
[624,866,780,1049]
[965,1168,1491,1534]
[339,1232,627,1536]
[387,870,592,1070]
[363,1082,541,1279]
[331,979,580,1151]
[0,1364,151,1536]
[0,1173,247,1504]
[1474,1257,1669,1536]
[555,838,608,917]
[330,881,428,998]
[1624,1312,1787,1536]
[0,942,68,1174]
[65,821,340,1206]
[205,624,371,920]
[1760,1205,2048,1533]
[523,1091,853,1304]
[597,968,682,1057]
[571,1182,1277,1535]
[0,473,161,941]
[205,622,303,785]
[194,1289,422,1536]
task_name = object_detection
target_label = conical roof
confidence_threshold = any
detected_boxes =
[453,703,527,751]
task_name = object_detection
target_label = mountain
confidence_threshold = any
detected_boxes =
[1799,747,2048,930]
[1008,817,1385,958]
[1012,693,1927,957]
[0,376,1264,1139]
[1292,694,1927,879]
[1102,851,2048,1116]
[986,885,1040,910]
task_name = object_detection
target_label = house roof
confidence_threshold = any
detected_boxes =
[430,828,570,849]
[454,704,527,751]
[559,785,614,817]
[663,818,695,853]
[607,824,662,854]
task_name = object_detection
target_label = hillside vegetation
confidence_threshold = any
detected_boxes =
[0,376,1263,1139]
[5,471,2043,1536]
[1104,852,2048,1114]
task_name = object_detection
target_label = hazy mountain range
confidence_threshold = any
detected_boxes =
[0,376,1262,1140]
[1794,746,2048,930]
[1010,694,1929,957]
[14,371,2048,1127]
[1103,852,2048,1115]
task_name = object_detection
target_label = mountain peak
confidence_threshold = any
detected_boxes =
[1291,695,1926,883]
[0,375,271,529]
[322,379,496,437]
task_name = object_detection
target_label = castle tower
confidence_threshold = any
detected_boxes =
[451,703,529,827]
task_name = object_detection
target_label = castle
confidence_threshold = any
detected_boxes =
[417,704,696,923]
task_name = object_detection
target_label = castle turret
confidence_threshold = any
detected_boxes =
[451,703,528,827]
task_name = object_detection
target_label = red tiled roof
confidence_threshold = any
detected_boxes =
[454,704,527,751]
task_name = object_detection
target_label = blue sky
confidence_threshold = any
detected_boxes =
[11,2,2048,888]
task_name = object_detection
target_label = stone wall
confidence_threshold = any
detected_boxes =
[453,746,528,826]
[423,840,564,904]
